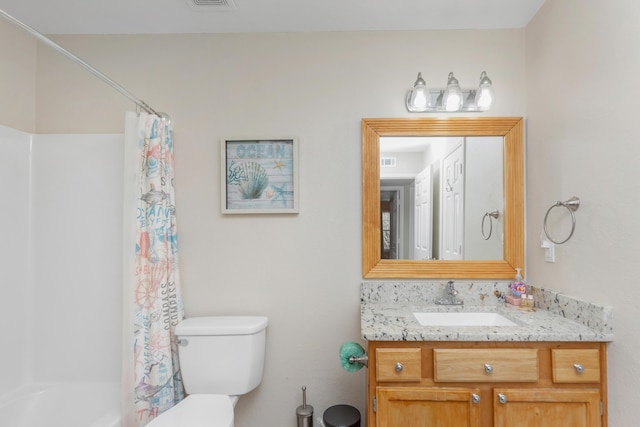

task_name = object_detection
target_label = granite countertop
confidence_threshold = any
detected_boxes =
[361,282,614,342]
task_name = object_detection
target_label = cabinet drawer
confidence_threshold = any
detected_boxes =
[434,349,538,382]
[552,349,601,383]
[376,348,421,382]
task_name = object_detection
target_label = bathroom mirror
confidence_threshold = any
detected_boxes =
[362,117,524,279]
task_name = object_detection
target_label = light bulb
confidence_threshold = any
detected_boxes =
[475,71,495,111]
[406,72,430,112]
[443,72,463,112]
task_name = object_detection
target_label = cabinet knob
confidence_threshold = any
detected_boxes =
[484,363,493,374]
[497,393,508,404]
[395,362,403,372]
[472,393,481,404]
[574,363,585,373]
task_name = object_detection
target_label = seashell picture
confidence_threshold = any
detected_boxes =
[221,138,299,214]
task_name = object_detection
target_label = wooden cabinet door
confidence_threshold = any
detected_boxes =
[377,386,481,427]
[493,388,601,427]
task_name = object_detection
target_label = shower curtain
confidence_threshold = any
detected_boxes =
[122,112,185,426]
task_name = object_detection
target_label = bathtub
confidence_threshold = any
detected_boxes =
[0,382,121,427]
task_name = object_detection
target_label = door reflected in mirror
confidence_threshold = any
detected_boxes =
[380,136,504,261]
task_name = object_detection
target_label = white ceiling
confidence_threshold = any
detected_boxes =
[0,0,545,35]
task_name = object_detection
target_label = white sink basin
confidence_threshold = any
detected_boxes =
[413,312,517,327]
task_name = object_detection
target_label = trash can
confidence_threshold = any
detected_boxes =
[323,404,360,427]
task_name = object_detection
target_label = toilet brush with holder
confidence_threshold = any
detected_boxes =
[296,386,313,427]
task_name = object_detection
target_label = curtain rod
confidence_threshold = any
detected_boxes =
[0,8,160,117]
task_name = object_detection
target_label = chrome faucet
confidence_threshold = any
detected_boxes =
[435,281,463,305]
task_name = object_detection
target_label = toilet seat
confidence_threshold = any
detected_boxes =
[147,394,234,427]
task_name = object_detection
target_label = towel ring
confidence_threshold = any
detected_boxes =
[481,210,500,240]
[543,196,580,244]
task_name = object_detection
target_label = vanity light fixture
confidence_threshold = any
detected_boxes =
[405,71,495,112]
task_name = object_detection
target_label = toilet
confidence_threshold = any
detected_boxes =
[148,316,269,427]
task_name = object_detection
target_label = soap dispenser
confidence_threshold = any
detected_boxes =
[506,268,526,306]
[510,268,526,296]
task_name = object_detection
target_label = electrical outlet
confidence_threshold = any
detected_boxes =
[541,239,555,263]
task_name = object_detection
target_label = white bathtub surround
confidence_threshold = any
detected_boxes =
[0,126,123,424]
[361,281,613,342]
[0,125,31,396]
[0,383,121,427]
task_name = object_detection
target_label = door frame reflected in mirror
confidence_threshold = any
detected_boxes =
[362,117,524,279]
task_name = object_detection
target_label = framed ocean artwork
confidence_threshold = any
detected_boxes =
[221,137,299,214]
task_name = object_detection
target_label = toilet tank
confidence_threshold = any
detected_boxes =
[176,316,268,396]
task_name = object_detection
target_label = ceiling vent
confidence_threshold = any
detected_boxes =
[188,0,237,9]
[381,157,397,168]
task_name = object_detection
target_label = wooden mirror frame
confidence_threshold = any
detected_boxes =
[362,117,524,279]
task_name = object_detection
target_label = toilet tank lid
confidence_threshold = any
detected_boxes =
[176,316,268,336]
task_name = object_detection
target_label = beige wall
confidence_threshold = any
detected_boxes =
[5,3,639,423]
[23,30,524,425]
[0,19,36,132]
[526,0,640,424]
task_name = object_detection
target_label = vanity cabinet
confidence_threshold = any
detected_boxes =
[367,342,607,427]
